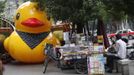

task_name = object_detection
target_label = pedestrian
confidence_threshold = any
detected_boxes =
[106,34,127,73]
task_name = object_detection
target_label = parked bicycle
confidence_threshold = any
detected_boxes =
[43,43,61,74]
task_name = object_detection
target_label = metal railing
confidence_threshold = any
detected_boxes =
[0,17,15,30]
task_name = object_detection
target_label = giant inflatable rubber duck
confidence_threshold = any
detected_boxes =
[4,0,60,63]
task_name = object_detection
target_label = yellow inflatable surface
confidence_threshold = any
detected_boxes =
[4,1,60,63]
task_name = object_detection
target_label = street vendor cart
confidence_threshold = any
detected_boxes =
[58,45,89,74]
[43,44,89,74]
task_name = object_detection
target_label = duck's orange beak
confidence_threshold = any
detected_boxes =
[21,18,44,27]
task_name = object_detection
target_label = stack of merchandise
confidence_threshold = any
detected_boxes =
[87,54,105,75]
[91,45,104,53]
[87,35,105,75]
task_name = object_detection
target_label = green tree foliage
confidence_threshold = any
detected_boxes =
[102,0,126,21]
[102,0,134,20]
[123,0,134,16]
[44,0,85,33]
[101,0,134,31]
[0,0,6,27]
[45,0,83,21]
[42,0,134,32]
[0,0,6,14]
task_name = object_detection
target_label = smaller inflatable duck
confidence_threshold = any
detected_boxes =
[4,1,60,63]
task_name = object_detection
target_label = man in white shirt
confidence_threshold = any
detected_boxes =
[116,38,127,59]
[106,34,127,73]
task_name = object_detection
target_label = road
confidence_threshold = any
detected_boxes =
[2,61,122,75]
[3,61,85,75]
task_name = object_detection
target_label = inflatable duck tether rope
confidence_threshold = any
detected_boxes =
[17,30,50,49]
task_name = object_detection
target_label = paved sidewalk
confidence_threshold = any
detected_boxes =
[3,61,122,75]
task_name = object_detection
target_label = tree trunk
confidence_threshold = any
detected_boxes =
[76,22,83,33]
[97,18,110,48]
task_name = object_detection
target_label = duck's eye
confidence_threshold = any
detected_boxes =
[16,13,20,20]
[47,16,50,21]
